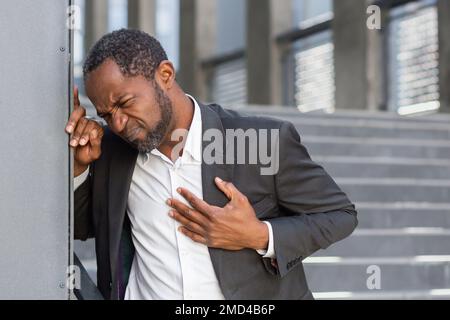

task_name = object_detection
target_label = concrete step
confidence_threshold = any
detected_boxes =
[291,119,450,140]
[74,241,98,283]
[311,289,450,300]
[304,256,450,292]
[302,136,450,159]
[78,258,97,285]
[336,178,450,203]
[314,228,450,257]
[316,157,450,179]
[74,239,96,260]
[240,105,450,124]
[355,202,450,229]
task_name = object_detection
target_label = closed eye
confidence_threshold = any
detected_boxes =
[121,98,134,108]
[97,95,135,118]
[98,104,119,119]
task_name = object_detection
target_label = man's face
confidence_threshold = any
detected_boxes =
[85,59,173,153]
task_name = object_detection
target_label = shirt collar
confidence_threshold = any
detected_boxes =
[182,94,202,163]
[141,94,202,164]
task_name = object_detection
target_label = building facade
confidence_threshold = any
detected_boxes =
[74,0,450,116]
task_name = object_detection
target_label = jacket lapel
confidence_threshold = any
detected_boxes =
[108,139,138,295]
[199,103,234,297]
[107,104,233,298]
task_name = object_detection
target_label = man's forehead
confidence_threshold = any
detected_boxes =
[85,61,125,106]
[85,59,154,111]
[87,60,124,87]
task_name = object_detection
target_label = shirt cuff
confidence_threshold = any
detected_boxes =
[74,166,90,191]
[256,221,276,259]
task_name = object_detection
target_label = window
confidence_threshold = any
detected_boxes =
[289,0,335,112]
[209,0,247,106]
[156,0,180,70]
[388,0,439,115]
[210,59,247,106]
[293,31,335,113]
[108,0,128,32]
[293,0,333,28]
[216,0,246,55]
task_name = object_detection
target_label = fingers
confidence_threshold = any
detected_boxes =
[89,127,103,158]
[214,177,232,200]
[72,124,103,167]
[178,227,207,245]
[167,198,209,227]
[169,209,206,236]
[214,177,243,203]
[66,104,86,134]
[69,118,103,149]
[70,117,88,147]
[66,86,85,134]
[74,86,80,108]
[78,120,96,146]
[176,187,213,216]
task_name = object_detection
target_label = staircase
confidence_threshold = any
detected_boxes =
[243,106,450,300]
[75,105,450,299]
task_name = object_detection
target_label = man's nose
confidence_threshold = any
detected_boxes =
[111,111,128,133]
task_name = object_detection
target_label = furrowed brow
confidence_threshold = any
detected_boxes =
[97,95,125,118]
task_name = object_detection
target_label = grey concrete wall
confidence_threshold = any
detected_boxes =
[128,0,156,36]
[246,0,293,106]
[333,0,369,110]
[366,0,389,111]
[216,0,246,55]
[178,0,216,100]
[0,0,71,299]
[84,0,109,54]
[438,0,450,113]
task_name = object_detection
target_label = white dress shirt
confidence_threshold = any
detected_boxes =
[74,95,275,300]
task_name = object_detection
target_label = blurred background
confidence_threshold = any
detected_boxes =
[73,0,450,300]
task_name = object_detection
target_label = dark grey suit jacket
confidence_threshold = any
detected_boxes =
[74,102,358,300]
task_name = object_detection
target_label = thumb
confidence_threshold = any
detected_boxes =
[214,177,240,201]
[89,129,102,158]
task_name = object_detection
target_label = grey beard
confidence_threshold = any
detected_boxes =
[135,119,169,153]
[135,83,173,153]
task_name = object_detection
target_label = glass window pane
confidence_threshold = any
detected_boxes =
[156,0,180,70]
[293,31,335,113]
[388,0,439,115]
[209,58,247,106]
[292,0,333,28]
[216,0,246,55]
[108,0,128,32]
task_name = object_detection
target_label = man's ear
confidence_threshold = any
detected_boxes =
[156,60,175,90]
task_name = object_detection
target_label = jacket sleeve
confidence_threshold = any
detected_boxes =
[74,166,95,241]
[268,122,358,278]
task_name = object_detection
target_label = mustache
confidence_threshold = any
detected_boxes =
[123,126,141,141]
